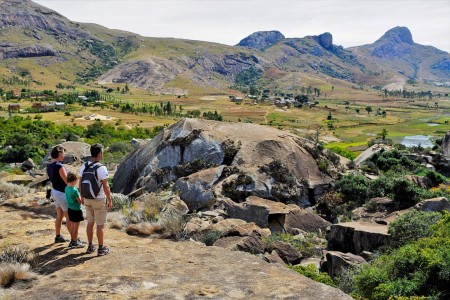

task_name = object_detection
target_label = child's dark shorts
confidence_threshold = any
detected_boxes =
[68,208,84,222]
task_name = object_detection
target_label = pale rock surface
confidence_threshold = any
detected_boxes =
[0,195,352,299]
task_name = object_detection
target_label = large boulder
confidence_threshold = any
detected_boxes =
[213,222,269,254]
[267,240,302,265]
[113,119,333,205]
[40,141,91,169]
[223,196,330,233]
[327,222,390,254]
[174,166,224,211]
[415,197,450,212]
[442,131,450,159]
[323,251,366,278]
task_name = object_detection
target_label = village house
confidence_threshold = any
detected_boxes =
[32,102,44,111]
[8,103,20,111]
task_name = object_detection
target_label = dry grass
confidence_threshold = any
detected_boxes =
[107,212,127,229]
[0,182,34,200]
[0,245,37,288]
[0,263,36,288]
[125,223,162,236]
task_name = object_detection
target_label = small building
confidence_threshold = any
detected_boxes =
[8,103,20,111]
[32,102,43,110]
[78,96,88,101]
[55,102,66,109]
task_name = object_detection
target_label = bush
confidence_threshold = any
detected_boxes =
[391,178,433,209]
[0,182,34,199]
[425,170,447,186]
[388,210,443,246]
[289,264,335,287]
[108,142,132,153]
[0,245,37,288]
[350,212,450,300]
[335,174,370,206]
[111,193,132,211]
[198,230,222,246]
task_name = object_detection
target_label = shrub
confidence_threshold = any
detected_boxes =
[425,170,447,186]
[335,174,370,206]
[111,193,132,211]
[108,142,132,153]
[0,263,36,288]
[350,212,450,300]
[198,230,222,246]
[289,264,335,287]
[0,182,34,199]
[391,178,433,209]
[0,246,37,288]
[388,210,443,246]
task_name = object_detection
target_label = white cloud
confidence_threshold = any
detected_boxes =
[33,0,450,52]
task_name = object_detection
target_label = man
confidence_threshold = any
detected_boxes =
[79,143,112,256]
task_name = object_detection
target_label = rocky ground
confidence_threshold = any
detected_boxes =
[0,193,351,299]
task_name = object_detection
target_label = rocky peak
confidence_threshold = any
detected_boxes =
[376,26,414,45]
[315,32,333,49]
[369,26,415,58]
[0,0,88,38]
[237,30,285,50]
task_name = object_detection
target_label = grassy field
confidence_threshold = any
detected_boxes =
[2,81,449,158]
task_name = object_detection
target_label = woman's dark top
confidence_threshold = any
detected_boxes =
[47,162,66,193]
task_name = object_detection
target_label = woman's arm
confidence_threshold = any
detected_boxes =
[59,166,68,184]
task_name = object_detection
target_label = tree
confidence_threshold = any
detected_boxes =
[125,83,130,93]
[365,106,372,114]
[377,128,388,140]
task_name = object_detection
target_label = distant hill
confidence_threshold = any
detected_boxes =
[0,0,448,95]
[349,26,450,86]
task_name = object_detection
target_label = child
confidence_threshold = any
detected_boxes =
[65,172,86,248]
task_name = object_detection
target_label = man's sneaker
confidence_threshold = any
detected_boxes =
[86,244,96,254]
[55,235,68,243]
[68,239,86,248]
[97,246,110,256]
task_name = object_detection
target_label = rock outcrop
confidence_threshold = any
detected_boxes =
[0,43,57,59]
[40,141,91,169]
[314,32,333,50]
[237,30,285,50]
[113,119,334,207]
[223,196,330,233]
[442,131,450,159]
[327,222,390,254]
[415,197,450,212]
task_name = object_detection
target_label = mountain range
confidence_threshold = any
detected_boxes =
[0,0,449,95]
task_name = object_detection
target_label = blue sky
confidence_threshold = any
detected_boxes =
[34,0,450,53]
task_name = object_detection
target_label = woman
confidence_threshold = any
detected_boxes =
[47,145,72,243]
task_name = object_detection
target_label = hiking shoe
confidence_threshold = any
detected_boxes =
[86,244,97,254]
[55,235,69,243]
[69,239,86,248]
[97,246,110,256]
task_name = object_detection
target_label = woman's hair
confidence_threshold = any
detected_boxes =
[50,145,65,159]
[67,172,78,183]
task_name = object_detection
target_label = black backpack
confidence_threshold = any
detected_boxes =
[80,162,103,199]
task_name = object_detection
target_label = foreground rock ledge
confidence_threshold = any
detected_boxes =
[1,198,351,299]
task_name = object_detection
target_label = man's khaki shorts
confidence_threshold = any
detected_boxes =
[84,199,107,226]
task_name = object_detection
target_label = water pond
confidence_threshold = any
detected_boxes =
[399,135,434,148]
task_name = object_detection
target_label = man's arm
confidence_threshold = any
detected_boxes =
[101,179,112,210]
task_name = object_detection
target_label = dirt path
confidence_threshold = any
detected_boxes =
[0,195,351,299]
